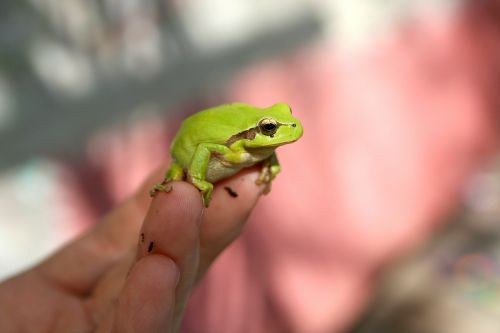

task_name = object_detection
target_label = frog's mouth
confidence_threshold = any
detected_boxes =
[246,146,277,158]
[246,136,300,149]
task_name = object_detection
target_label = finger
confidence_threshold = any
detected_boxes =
[35,162,168,295]
[137,181,203,331]
[112,255,179,333]
[91,180,202,331]
[197,167,265,275]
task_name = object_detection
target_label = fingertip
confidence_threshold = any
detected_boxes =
[197,168,264,269]
[141,181,203,245]
[138,181,202,276]
[208,167,264,212]
[150,181,203,216]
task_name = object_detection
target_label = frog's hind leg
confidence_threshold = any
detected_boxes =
[149,162,184,197]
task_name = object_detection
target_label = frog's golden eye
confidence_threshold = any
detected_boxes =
[258,118,278,136]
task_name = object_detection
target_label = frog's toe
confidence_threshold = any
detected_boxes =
[149,180,173,197]
[200,185,213,207]
[202,192,212,207]
[256,168,271,185]
[262,181,272,195]
[191,177,213,207]
[255,171,273,194]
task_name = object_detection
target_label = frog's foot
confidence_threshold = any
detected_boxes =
[256,166,271,184]
[149,179,173,197]
[256,163,279,194]
[191,177,214,207]
[257,180,272,195]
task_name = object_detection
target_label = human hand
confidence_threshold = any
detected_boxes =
[0,165,264,333]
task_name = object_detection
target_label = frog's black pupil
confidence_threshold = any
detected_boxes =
[264,124,275,131]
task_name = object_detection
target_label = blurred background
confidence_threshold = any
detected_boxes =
[0,0,322,277]
[1,0,500,332]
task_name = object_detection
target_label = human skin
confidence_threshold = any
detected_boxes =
[0,165,265,333]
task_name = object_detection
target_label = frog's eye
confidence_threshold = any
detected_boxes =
[258,118,278,136]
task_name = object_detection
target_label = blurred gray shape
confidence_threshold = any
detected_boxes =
[0,1,321,170]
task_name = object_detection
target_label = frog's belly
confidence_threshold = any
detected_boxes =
[204,148,275,183]
[205,158,244,183]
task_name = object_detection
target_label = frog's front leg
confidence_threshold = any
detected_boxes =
[149,162,184,197]
[256,152,281,194]
[189,143,234,207]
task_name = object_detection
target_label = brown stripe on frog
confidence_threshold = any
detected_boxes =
[225,127,259,146]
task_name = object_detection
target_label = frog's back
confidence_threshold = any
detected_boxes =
[170,103,261,167]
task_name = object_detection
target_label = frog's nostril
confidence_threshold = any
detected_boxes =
[292,123,296,127]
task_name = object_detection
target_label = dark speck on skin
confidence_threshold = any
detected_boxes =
[140,233,145,243]
[224,186,238,198]
[148,241,154,253]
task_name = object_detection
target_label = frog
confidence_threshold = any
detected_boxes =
[150,102,303,207]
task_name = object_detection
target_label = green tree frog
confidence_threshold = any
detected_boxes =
[151,102,303,207]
